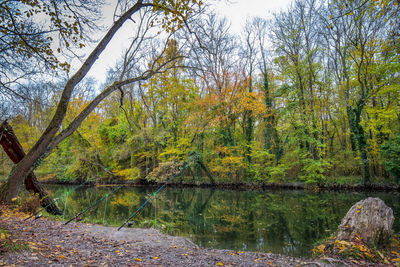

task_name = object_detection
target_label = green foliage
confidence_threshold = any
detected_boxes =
[114,168,141,181]
[381,134,400,183]
[2,0,399,186]
[267,164,288,183]
[300,158,331,185]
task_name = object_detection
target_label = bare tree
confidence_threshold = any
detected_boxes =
[0,0,202,203]
[271,0,323,160]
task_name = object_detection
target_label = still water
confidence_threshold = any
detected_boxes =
[45,185,400,257]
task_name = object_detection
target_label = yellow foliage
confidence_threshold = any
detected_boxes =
[316,244,325,253]
[114,168,140,181]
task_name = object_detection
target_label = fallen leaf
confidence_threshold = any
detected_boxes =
[135,258,142,262]
[0,233,6,239]
[216,263,224,266]
[57,255,66,260]
[154,256,159,260]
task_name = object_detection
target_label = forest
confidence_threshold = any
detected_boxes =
[1,1,400,266]
[0,0,399,196]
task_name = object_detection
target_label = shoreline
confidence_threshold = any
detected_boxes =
[0,209,340,266]
[40,179,400,192]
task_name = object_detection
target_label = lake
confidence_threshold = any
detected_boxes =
[44,185,400,257]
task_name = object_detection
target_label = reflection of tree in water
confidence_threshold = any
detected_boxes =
[44,185,400,257]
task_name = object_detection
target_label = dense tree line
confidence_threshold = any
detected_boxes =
[1,0,399,192]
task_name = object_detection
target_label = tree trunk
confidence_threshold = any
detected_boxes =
[347,103,371,184]
[0,120,62,215]
[0,2,148,203]
[198,160,215,185]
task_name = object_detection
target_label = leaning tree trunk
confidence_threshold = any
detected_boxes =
[0,120,62,215]
[0,2,148,204]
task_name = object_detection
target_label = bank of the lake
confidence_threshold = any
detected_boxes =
[0,207,370,266]
[39,176,400,192]
[41,185,400,258]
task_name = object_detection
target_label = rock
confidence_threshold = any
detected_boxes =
[337,197,394,246]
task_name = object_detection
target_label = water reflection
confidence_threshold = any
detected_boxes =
[45,185,400,257]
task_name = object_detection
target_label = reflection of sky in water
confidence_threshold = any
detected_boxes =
[45,185,400,257]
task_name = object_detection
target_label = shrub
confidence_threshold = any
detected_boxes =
[300,158,331,184]
[381,134,400,183]
[17,193,40,214]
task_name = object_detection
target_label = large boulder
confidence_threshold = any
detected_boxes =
[337,197,394,246]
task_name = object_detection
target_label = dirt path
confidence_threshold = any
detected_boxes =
[0,210,348,266]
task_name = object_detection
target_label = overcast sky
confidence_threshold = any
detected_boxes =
[85,0,292,85]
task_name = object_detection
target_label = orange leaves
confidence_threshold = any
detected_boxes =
[314,244,325,254]
[313,234,400,265]
[189,73,265,130]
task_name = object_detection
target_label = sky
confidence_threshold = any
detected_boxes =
[85,0,292,85]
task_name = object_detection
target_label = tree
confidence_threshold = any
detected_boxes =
[0,0,101,97]
[322,0,396,184]
[0,0,202,203]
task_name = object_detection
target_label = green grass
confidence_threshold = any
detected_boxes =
[0,228,29,254]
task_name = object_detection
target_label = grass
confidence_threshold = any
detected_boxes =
[0,228,29,254]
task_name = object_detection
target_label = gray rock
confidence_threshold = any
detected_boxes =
[337,197,394,246]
